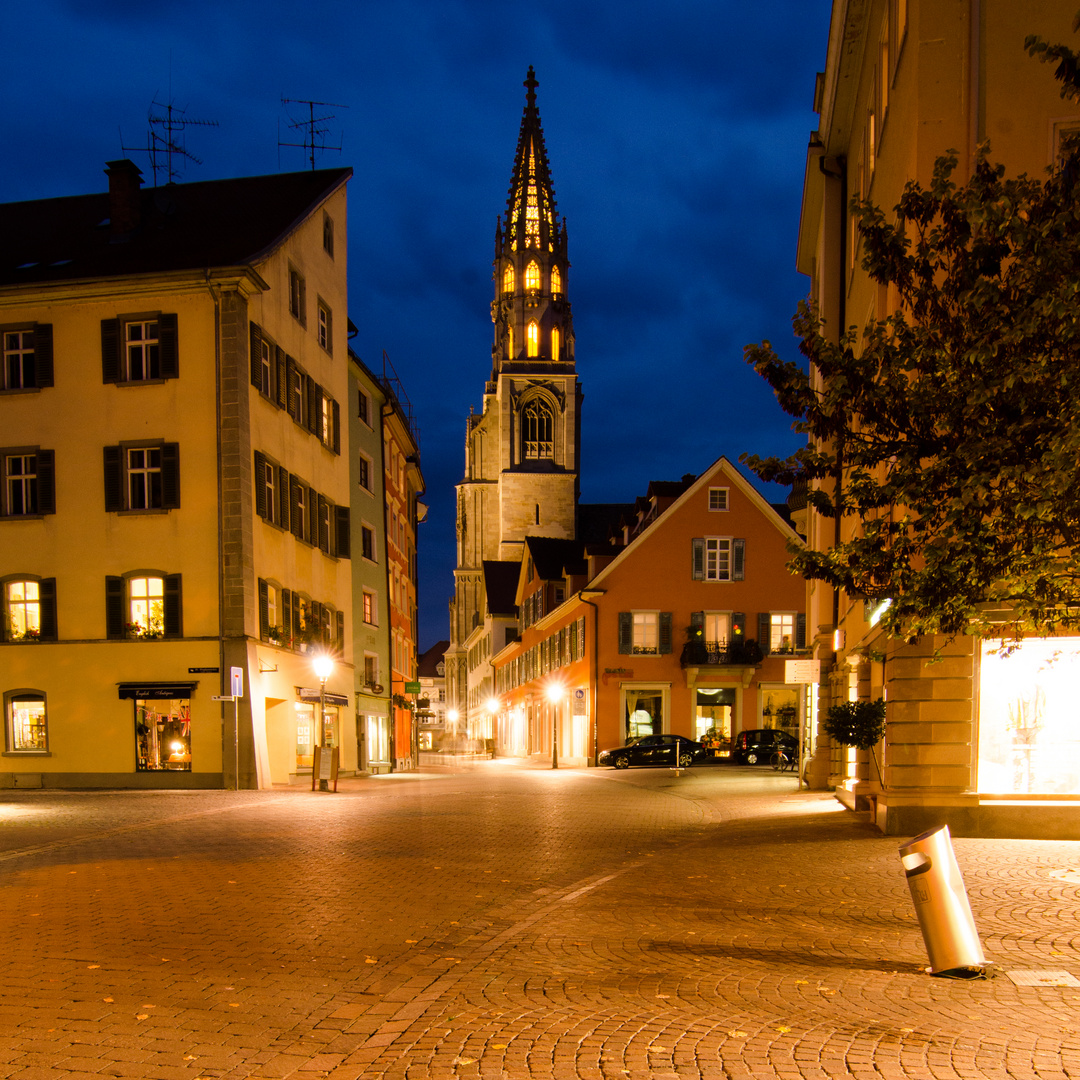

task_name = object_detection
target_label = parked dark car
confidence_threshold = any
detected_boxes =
[732,728,798,765]
[598,734,706,769]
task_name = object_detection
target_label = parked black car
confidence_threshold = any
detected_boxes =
[598,734,706,769]
[731,728,798,765]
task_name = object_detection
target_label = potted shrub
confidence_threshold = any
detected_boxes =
[822,698,886,781]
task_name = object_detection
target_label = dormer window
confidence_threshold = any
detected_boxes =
[503,264,515,293]
[525,261,540,290]
[551,265,562,296]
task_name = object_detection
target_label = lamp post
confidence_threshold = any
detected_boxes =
[313,653,334,791]
[546,681,564,769]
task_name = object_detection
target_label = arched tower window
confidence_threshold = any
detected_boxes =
[503,264,515,293]
[551,265,562,296]
[525,261,540,290]
[507,325,514,359]
[522,399,554,460]
[526,321,539,357]
[551,326,561,361]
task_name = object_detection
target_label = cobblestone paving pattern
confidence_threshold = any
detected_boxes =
[1,762,1079,1079]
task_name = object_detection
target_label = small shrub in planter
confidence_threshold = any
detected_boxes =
[822,698,886,750]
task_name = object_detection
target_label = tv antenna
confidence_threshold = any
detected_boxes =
[121,98,219,186]
[279,97,347,171]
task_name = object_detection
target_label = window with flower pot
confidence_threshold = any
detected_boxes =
[3,576,56,642]
[105,573,182,639]
[5,690,48,753]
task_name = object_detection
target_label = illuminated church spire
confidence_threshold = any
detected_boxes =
[492,66,574,377]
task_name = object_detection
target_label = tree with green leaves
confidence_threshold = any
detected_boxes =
[743,28,1080,644]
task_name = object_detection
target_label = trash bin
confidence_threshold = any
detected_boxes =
[899,824,987,977]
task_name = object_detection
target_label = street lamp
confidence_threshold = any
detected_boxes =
[545,681,565,769]
[313,653,334,791]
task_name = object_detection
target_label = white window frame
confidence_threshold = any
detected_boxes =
[317,300,332,354]
[125,318,161,381]
[5,689,48,753]
[704,538,732,582]
[128,575,165,637]
[632,611,659,656]
[6,579,41,640]
[5,453,38,515]
[127,447,162,510]
[2,329,35,390]
[363,590,377,625]
[770,612,797,654]
[708,487,729,511]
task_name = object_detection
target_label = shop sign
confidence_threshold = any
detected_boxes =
[188,667,220,674]
[296,686,349,707]
[572,688,587,715]
[784,660,821,684]
[118,683,196,700]
[404,681,422,694]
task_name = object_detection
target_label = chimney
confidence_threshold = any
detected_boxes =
[105,159,144,237]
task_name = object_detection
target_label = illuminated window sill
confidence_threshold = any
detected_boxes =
[3,751,51,757]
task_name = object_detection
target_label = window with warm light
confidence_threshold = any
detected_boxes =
[6,579,40,640]
[632,612,659,655]
[503,264,515,293]
[526,321,539,357]
[507,325,514,358]
[6,691,47,752]
[769,613,796,653]
[525,261,540,290]
[551,265,562,296]
[129,576,164,636]
[551,326,560,360]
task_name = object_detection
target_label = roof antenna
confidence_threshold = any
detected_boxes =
[121,97,218,186]
[279,97,347,171]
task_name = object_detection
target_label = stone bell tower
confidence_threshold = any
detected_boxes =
[447,67,583,714]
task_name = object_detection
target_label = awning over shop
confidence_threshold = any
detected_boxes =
[296,686,349,707]
[117,682,197,700]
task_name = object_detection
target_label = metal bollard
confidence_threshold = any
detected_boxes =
[899,824,988,977]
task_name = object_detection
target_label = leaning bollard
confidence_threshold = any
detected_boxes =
[899,824,989,978]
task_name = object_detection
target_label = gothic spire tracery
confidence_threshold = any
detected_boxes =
[501,66,564,257]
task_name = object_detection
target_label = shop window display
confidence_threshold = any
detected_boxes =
[295,702,315,769]
[135,697,190,770]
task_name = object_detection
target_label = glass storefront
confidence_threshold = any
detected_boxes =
[695,687,735,750]
[761,686,800,733]
[365,714,391,767]
[295,703,315,769]
[625,690,662,739]
[979,638,1080,795]
[135,698,190,771]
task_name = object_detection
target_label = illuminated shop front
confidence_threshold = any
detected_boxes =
[979,638,1080,795]
[119,683,195,772]
[295,686,347,772]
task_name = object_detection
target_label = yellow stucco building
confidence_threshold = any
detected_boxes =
[0,161,354,788]
[800,0,1080,835]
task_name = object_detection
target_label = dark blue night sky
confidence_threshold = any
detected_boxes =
[2,0,833,648]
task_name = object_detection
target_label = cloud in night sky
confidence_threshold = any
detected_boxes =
[1,0,834,647]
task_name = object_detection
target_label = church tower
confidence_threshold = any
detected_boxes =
[447,68,582,718]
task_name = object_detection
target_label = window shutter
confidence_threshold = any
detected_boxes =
[335,505,351,558]
[578,616,586,660]
[290,476,303,538]
[310,601,323,641]
[332,399,341,454]
[163,575,182,637]
[253,451,267,519]
[659,612,673,655]
[299,276,307,327]
[277,466,290,530]
[690,610,704,636]
[103,446,124,511]
[691,538,705,580]
[758,613,771,654]
[39,578,57,641]
[158,314,179,378]
[36,449,55,514]
[275,346,287,409]
[796,613,807,650]
[281,588,292,641]
[258,578,269,639]
[617,612,632,654]
[292,592,303,642]
[318,494,330,552]
[105,576,124,639]
[161,443,181,509]
[308,486,318,546]
[101,319,121,383]
[305,375,318,432]
[335,610,345,652]
[34,323,53,387]
[733,538,745,580]
[732,611,746,640]
[286,356,298,421]
[249,321,264,390]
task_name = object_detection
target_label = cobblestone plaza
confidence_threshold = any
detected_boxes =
[1,762,1078,1079]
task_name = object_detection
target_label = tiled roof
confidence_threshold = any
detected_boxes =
[0,165,351,288]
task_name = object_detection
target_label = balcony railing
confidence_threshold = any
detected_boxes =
[680,639,764,668]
